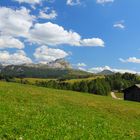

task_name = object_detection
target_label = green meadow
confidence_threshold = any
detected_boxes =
[15,75,104,85]
[15,77,56,84]
[0,81,140,140]
[65,75,104,83]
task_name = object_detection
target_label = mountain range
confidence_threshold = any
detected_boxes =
[0,59,92,79]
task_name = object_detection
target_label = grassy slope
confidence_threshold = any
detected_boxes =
[17,75,104,85]
[0,82,140,140]
[15,78,56,84]
[114,92,124,98]
[65,76,104,83]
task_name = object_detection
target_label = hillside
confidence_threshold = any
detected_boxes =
[0,82,140,139]
[1,65,92,79]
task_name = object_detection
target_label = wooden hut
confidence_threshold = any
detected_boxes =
[123,84,140,102]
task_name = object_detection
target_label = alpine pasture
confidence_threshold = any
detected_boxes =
[0,82,140,139]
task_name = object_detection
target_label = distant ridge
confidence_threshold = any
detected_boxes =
[98,70,114,75]
[0,59,92,79]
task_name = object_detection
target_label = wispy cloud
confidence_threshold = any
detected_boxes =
[66,0,81,6]
[13,0,41,4]
[113,21,125,29]
[96,0,114,5]
[77,63,87,67]
[39,7,57,19]
[88,66,139,74]
[119,57,140,64]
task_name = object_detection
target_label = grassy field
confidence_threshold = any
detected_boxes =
[0,82,140,140]
[114,92,124,98]
[15,78,56,84]
[65,76,104,83]
[15,75,104,85]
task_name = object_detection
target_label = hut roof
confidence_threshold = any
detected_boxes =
[123,84,140,93]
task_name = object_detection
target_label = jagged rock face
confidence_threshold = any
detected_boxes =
[22,59,72,69]
[47,59,72,69]
[0,59,72,73]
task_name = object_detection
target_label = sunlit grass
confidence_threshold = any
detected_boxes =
[15,78,56,84]
[0,81,140,139]
[65,75,104,83]
[114,92,124,98]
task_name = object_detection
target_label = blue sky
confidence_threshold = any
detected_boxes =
[0,0,140,73]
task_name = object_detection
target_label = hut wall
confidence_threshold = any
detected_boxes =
[124,87,140,102]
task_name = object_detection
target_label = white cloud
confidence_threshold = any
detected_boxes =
[39,9,57,19]
[0,50,32,65]
[29,22,104,47]
[119,57,140,64]
[88,66,110,73]
[0,7,34,37]
[77,63,87,67]
[80,38,104,47]
[113,23,125,29]
[0,7,104,48]
[13,0,41,4]
[0,36,24,49]
[14,0,54,4]
[29,22,81,46]
[96,0,114,4]
[67,0,81,6]
[78,67,86,71]
[34,45,68,63]
[88,66,138,74]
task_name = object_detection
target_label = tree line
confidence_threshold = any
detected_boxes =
[1,72,140,96]
[105,73,139,91]
[35,78,111,96]
[35,73,140,96]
